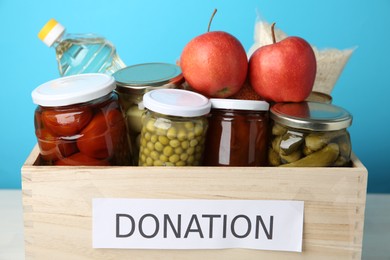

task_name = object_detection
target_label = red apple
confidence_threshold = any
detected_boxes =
[249,23,316,102]
[180,10,248,98]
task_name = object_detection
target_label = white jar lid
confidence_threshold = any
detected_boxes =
[143,89,211,117]
[210,98,269,111]
[32,73,116,107]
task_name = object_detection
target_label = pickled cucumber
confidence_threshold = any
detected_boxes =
[139,117,206,166]
[280,143,339,167]
[268,148,281,166]
[272,123,287,136]
[305,130,344,151]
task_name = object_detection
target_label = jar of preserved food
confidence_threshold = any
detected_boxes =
[269,102,353,167]
[203,99,270,166]
[31,73,132,166]
[113,63,184,165]
[139,89,211,166]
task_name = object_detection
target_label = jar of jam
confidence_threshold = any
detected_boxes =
[203,99,270,166]
[31,73,132,166]
[269,102,353,167]
[139,89,211,166]
[113,63,184,165]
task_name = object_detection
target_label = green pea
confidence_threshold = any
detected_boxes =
[194,124,204,137]
[184,122,194,130]
[169,139,180,148]
[167,127,177,139]
[169,154,180,163]
[146,120,155,132]
[158,135,169,145]
[154,142,163,152]
[180,153,188,161]
[190,139,198,147]
[150,134,158,143]
[176,161,186,166]
[159,154,168,162]
[177,129,187,141]
[147,141,154,151]
[150,151,159,160]
[163,146,173,157]
[153,160,164,166]
[175,147,183,155]
[187,147,195,155]
[144,131,151,141]
[146,157,153,166]
[181,140,189,149]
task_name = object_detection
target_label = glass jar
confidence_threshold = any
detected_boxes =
[31,73,132,166]
[139,89,211,166]
[269,102,353,167]
[203,99,270,166]
[113,63,184,165]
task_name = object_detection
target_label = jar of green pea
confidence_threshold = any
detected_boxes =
[139,89,211,166]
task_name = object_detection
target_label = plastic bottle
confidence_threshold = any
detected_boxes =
[38,18,126,76]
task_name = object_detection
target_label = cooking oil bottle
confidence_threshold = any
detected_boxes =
[38,19,126,76]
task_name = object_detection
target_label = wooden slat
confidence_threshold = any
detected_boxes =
[22,145,367,259]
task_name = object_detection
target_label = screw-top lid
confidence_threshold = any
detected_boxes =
[270,102,353,131]
[143,89,211,117]
[32,73,116,107]
[210,98,269,111]
[38,18,65,47]
[113,63,184,94]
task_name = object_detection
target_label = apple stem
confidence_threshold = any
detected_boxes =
[271,22,276,44]
[208,9,217,32]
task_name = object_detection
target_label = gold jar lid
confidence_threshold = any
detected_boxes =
[113,63,184,94]
[270,102,352,131]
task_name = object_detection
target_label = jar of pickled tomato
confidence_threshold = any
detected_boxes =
[31,73,132,166]
[139,89,211,166]
[113,63,184,165]
[203,99,270,166]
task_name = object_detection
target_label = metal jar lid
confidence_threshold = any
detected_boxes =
[270,102,353,131]
[113,63,184,94]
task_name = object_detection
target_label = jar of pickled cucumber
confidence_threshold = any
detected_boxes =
[269,102,353,167]
[203,99,270,166]
[31,73,132,166]
[139,89,211,166]
[113,63,184,165]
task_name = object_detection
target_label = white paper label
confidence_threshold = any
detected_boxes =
[92,199,304,252]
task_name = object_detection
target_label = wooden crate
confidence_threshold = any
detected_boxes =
[21,145,368,259]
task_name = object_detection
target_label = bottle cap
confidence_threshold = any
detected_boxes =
[32,73,116,107]
[143,89,211,117]
[38,18,65,47]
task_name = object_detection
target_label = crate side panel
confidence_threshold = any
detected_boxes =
[21,163,367,260]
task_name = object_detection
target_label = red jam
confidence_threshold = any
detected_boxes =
[203,99,269,166]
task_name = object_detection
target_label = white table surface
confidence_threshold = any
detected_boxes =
[1,190,389,260]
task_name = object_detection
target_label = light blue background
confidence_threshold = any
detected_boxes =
[0,0,388,192]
